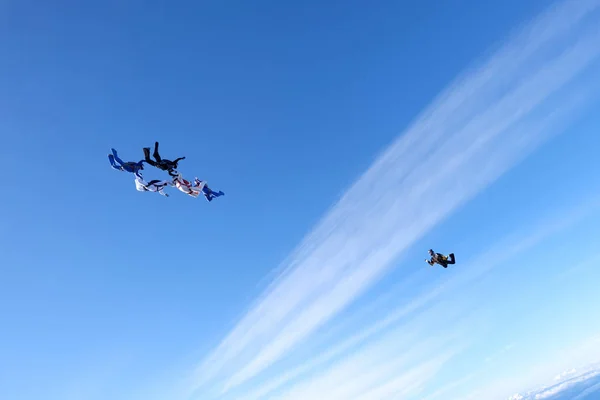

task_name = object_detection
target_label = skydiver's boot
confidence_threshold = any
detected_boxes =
[108,154,121,170]
[111,148,126,165]
[153,141,162,162]
[447,253,455,265]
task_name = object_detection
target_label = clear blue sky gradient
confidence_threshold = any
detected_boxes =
[1,0,600,399]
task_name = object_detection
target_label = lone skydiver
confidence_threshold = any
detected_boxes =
[143,141,185,177]
[108,148,145,178]
[135,176,172,197]
[172,173,224,202]
[425,249,456,268]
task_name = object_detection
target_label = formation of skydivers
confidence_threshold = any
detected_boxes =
[108,143,455,268]
[108,141,224,201]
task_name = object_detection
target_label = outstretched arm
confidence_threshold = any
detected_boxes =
[425,258,434,266]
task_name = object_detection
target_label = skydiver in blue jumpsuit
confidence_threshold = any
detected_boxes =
[108,148,145,178]
[193,178,224,201]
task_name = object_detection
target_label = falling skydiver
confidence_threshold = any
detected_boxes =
[135,176,172,197]
[172,173,224,202]
[425,249,456,268]
[108,148,145,178]
[143,141,185,177]
[192,178,224,202]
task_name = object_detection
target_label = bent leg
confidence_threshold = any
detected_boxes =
[447,253,455,264]
[153,141,162,162]
[111,149,126,165]
[143,147,157,166]
[108,154,122,170]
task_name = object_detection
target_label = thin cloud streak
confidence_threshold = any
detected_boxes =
[347,349,463,400]
[189,0,600,397]
[236,283,444,400]
[460,334,600,400]
[243,295,472,400]
[267,313,474,400]
[241,196,599,400]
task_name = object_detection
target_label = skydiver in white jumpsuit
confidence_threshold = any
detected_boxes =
[135,176,172,197]
[172,173,224,201]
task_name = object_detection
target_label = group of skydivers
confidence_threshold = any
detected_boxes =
[108,142,456,268]
[108,141,224,201]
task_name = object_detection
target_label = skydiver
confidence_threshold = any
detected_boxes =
[135,176,172,197]
[425,249,455,268]
[108,148,145,178]
[172,174,201,198]
[193,178,225,202]
[143,141,185,177]
[172,173,224,202]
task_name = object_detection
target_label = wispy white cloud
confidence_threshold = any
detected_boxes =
[343,349,463,400]
[535,374,599,400]
[410,342,517,400]
[236,289,471,400]
[187,0,600,398]
[265,311,474,400]
[419,372,479,400]
[572,375,600,400]
[463,334,600,400]
[236,196,600,400]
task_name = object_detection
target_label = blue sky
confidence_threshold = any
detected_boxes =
[1,0,600,399]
